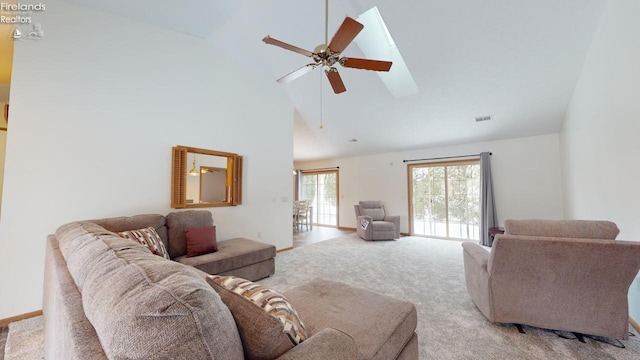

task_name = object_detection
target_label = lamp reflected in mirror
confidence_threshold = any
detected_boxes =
[188,154,199,177]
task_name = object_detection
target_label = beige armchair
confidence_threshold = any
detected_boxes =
[354,201,400,240]
[462,219,640,340]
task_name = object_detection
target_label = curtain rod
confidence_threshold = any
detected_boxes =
[299,166,340,172]
[403,152,491,163]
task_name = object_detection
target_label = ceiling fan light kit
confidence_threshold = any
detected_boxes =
[262,2,392,94]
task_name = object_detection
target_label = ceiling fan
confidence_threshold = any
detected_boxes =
[262,1,392,94]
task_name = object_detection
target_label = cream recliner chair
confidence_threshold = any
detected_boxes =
[354,201,400,240]
[462,219,640,340]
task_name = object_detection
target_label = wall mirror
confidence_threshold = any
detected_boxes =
[171,145,243,208]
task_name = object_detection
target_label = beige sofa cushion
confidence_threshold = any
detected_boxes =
[207,275,307,360]
[284,278,417,360]
[176,238,276,276]
[56,221,244,360]
[56,221,124,291]
[166,210,214,258]
[504,219,619,239]
[44,236,109,360]
[92,213,169,250]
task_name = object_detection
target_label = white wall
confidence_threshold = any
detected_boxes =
[0,1,294,319]
[560,0,640,321]
[296,133,564,233]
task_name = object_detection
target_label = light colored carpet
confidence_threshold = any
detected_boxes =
[4,316,43,360]
[5,234,640,359]
[260,234,640,360]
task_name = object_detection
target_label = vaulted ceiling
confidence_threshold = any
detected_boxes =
[63,0,605,161]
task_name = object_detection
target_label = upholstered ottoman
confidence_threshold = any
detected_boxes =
[283,279,419,360]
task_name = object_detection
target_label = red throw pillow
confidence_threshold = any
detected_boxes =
[185,226,218,257]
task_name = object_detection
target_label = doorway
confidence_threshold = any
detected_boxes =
[300,170,339,227]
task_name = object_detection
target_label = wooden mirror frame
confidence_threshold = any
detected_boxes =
[171,145,243,208]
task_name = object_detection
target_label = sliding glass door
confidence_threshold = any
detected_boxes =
[300,170,339,227]
[408,160,480,240]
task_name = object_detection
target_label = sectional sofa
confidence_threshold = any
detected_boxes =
[92,210,276,281]
[43,211,418,359]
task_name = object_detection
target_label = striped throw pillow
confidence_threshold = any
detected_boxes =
[118,227,170,260]
[207,275,308,358]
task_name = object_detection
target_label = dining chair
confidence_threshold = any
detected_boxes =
[293,201,300,233]
[296,200,310,231]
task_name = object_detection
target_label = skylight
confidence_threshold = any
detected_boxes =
[356,7,418,98]
[375,9,395,47]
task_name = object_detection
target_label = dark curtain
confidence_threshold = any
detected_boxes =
[479,152,498,246]
[296,170,303,200]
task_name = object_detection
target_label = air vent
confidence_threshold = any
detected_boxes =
[475,115,492,122]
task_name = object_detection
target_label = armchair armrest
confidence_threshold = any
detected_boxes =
[276,328,357,360]
[384,215,401,238]
[461,242,490,272]
[461,242,492,319]
[356,215,373,239]
[356,215,373,224]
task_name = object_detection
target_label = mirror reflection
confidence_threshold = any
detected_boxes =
[186,154,228,204]
[199,166,228,203]
[171,146,243,208]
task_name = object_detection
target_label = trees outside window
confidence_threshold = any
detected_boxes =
[301,171,338,226]
[409,161,480,240]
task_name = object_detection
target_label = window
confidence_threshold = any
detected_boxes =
[408,160,480,240]
[300,170,339,227]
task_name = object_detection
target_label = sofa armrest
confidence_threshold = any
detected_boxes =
[275,328,358,360]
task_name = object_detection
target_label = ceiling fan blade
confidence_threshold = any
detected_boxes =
[262,35,314,57]
[327,17,364,54]
[340,57,392,72]
[277,63,318,83]
[325,68,346,94]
